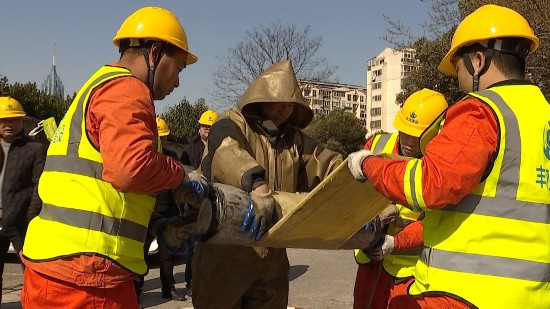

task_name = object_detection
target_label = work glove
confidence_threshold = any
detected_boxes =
[381,235,395,255]
[241,189,276,240]
[360,204,399,260]
[173,167,209,206]
[361,233,385,260]
[156,216,195,254]
[378,204,399,226]
[347,150,374,182]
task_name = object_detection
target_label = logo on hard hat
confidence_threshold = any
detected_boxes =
[406,111,419,124]
[544,121,550,160]
[207,116,213,122]
[6,104,15,111]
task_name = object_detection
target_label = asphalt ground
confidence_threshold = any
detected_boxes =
[1,248,356,309]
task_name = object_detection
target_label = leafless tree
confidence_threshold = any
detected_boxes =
[212,22,337,108]
[384,0,550,103]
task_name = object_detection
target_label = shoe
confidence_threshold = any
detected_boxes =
[162,287,186,301]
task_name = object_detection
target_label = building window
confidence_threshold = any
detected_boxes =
[347,94,351,100]
[312,90,317,97]
[370,107,382,116]
[401,65,416,77]
[360,96,364,103]
[370,120,382,129]
[372,82,382,90]
[372,95,382,102]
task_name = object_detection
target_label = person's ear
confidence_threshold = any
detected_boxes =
[473,51,486,74]
[148,42,164,66]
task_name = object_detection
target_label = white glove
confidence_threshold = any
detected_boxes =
[347,150,374,182]
[381,234,395,255]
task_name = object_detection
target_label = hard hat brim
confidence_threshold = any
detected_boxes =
[0,111,26,119]
[393,114,423,138]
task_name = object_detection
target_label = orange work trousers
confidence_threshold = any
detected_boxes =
[388,278,472,309]
[21,267,139,309]
[353,260,384,309]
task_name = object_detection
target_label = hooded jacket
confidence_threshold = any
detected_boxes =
[202,60,342,193]
[193,60,343,309]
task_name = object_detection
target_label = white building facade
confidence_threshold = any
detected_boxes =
[365,48,418,134]
[299,80,367,126]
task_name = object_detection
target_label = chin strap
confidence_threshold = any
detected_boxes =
[461,39,495,92]
[137,39,167,97]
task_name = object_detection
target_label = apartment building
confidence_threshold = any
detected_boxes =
[366,48,418,133]
[299,80,367,126]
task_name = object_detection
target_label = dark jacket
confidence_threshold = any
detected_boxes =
[180,134,204,169]
[0,133,46,234]
[154,147,182,217]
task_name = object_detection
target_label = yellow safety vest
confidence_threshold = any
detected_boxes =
[405,85,550,308]
[354,133,422,279]
[23,65,156,275]
[382,205,421,278]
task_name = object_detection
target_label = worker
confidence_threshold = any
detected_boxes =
[20,7,204,308]
[348,4,550,308]
[353,89,448,309]
[0,97,46,304]
[193,60,343,308]
[156,117,188,301]
[179,109,218,296]
[180,109,218,169]
[134,118,187,301]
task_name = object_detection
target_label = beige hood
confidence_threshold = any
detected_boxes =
[236,60,313,129]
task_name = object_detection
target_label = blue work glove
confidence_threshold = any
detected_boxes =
[179,180,207,204]
[156,216,195,254]
[173,168,210,206]
[347,150,374,182]
[241,189,276,240]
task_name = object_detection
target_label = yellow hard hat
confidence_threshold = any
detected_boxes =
[156,117,170,136]
[0,97,26,119]
[439,4,539,76]
[393,89,448,137]
[198,110,218,126]
[113,6,198,65]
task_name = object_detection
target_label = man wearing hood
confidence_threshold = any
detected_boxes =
[194,60,343,308]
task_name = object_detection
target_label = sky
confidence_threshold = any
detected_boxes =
[0,0,433,114]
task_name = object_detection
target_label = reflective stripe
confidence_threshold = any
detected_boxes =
[444,195,550,224]
[448,90,549,225]
[476,90,521,201]
[405,160,425,212]
[373,134,391,154]
[43,155,103,180]
[420,247,550,282]
[39,204,147,243]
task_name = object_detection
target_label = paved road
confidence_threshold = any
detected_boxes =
[2,249,357,308]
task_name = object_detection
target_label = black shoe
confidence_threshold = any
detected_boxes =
[162,288,186,301]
